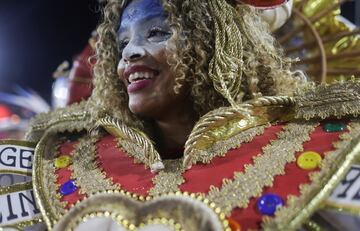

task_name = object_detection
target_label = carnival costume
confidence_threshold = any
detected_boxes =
[1,0,360,231]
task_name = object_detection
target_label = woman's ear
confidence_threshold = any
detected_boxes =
[235,0,293,31]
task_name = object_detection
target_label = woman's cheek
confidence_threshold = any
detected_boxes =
[117,60,126,77]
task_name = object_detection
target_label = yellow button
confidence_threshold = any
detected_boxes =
[54,155,71,169]
[297,151,322,170]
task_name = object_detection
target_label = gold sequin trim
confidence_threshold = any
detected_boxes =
[140,218,184,231]
[25,101,92,142]
[33,134,66,228]
[294,80,360,120]
[263,120,360,231]
[149,159,185,197]
[207,121,318,215]
[0,139,36,147]
[0,181,32,195]
[28,101,89,132]
[70,135,119,195]
[1,217,43,231]
[73,211,135,231]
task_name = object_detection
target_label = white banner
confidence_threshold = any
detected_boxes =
[0,140,36,176]
[0,182,42,228]
[326,165,360,213]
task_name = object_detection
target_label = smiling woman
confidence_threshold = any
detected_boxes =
[115,0,198,154]
[3,0,360,231]
[117,0,187,116]
[90,0,306,157]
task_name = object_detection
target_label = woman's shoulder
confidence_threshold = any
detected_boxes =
[180,80,360,229]
[25,101,93,142]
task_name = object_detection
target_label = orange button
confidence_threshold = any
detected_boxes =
[54,155,71,169]
[297,151,322,170]
[228,218,241,231]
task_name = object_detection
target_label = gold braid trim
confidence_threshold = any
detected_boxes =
[188,124,269,166]
[262,120,360,231]
[184,106,251,167]
[294,80,360,120]
[97,116,163,172]
[207,121,318,215]
[208,0,244,107]
[183,99,292,168]
[247,95,295,107]
[33,134,66,228]
[25,101,92,142]
[70,135,119,195]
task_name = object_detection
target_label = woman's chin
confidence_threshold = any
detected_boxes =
[128,101,151,118]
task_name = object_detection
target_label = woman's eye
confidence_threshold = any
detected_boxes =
[118,40,129,52]
[148,28,171,39]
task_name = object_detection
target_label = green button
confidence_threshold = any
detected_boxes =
[323,123,346,132]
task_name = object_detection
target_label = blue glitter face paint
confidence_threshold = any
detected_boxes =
[119,0,167,34]
[116,0,188,118]
[117,0,171,56]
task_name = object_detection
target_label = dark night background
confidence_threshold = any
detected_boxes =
[0,1,358,104]
[0,0,101,102]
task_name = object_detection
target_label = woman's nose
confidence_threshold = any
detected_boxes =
[122,41,146,62]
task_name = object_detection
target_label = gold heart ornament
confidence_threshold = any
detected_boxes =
[53,191,230,231]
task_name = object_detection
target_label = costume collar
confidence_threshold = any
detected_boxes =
[97,98,291,172]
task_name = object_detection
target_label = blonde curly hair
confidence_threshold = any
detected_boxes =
[88,0,306,129]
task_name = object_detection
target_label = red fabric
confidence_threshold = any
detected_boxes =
[66,44,95,105]
[67,82,93,105]
[71,45,94,79]
[56,140,85,208]
[238,0,287,8]
[0,104,11,119]
[96,135,155,196]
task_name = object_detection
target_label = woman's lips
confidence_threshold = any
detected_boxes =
[124,65,158,81]
[127,79,153,93]
[123,65,158,93]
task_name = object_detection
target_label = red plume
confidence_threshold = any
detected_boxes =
[237,0,288,8]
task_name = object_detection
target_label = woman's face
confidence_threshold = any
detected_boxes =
[117,0,188,118]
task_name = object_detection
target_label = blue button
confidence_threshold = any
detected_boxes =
[60,180,78,196]
[257,193,284,216]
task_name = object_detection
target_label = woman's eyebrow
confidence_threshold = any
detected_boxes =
[118,12,168,35]
[139,12,167,23]
[118,26,128,36]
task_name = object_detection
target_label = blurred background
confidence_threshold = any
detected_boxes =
[0,0,100,138]
[0,0,100,101]
[0,0,358,139]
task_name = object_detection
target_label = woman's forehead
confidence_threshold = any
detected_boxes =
[120,0,165,27]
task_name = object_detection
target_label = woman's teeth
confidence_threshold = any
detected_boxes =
[128,72,154,83]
